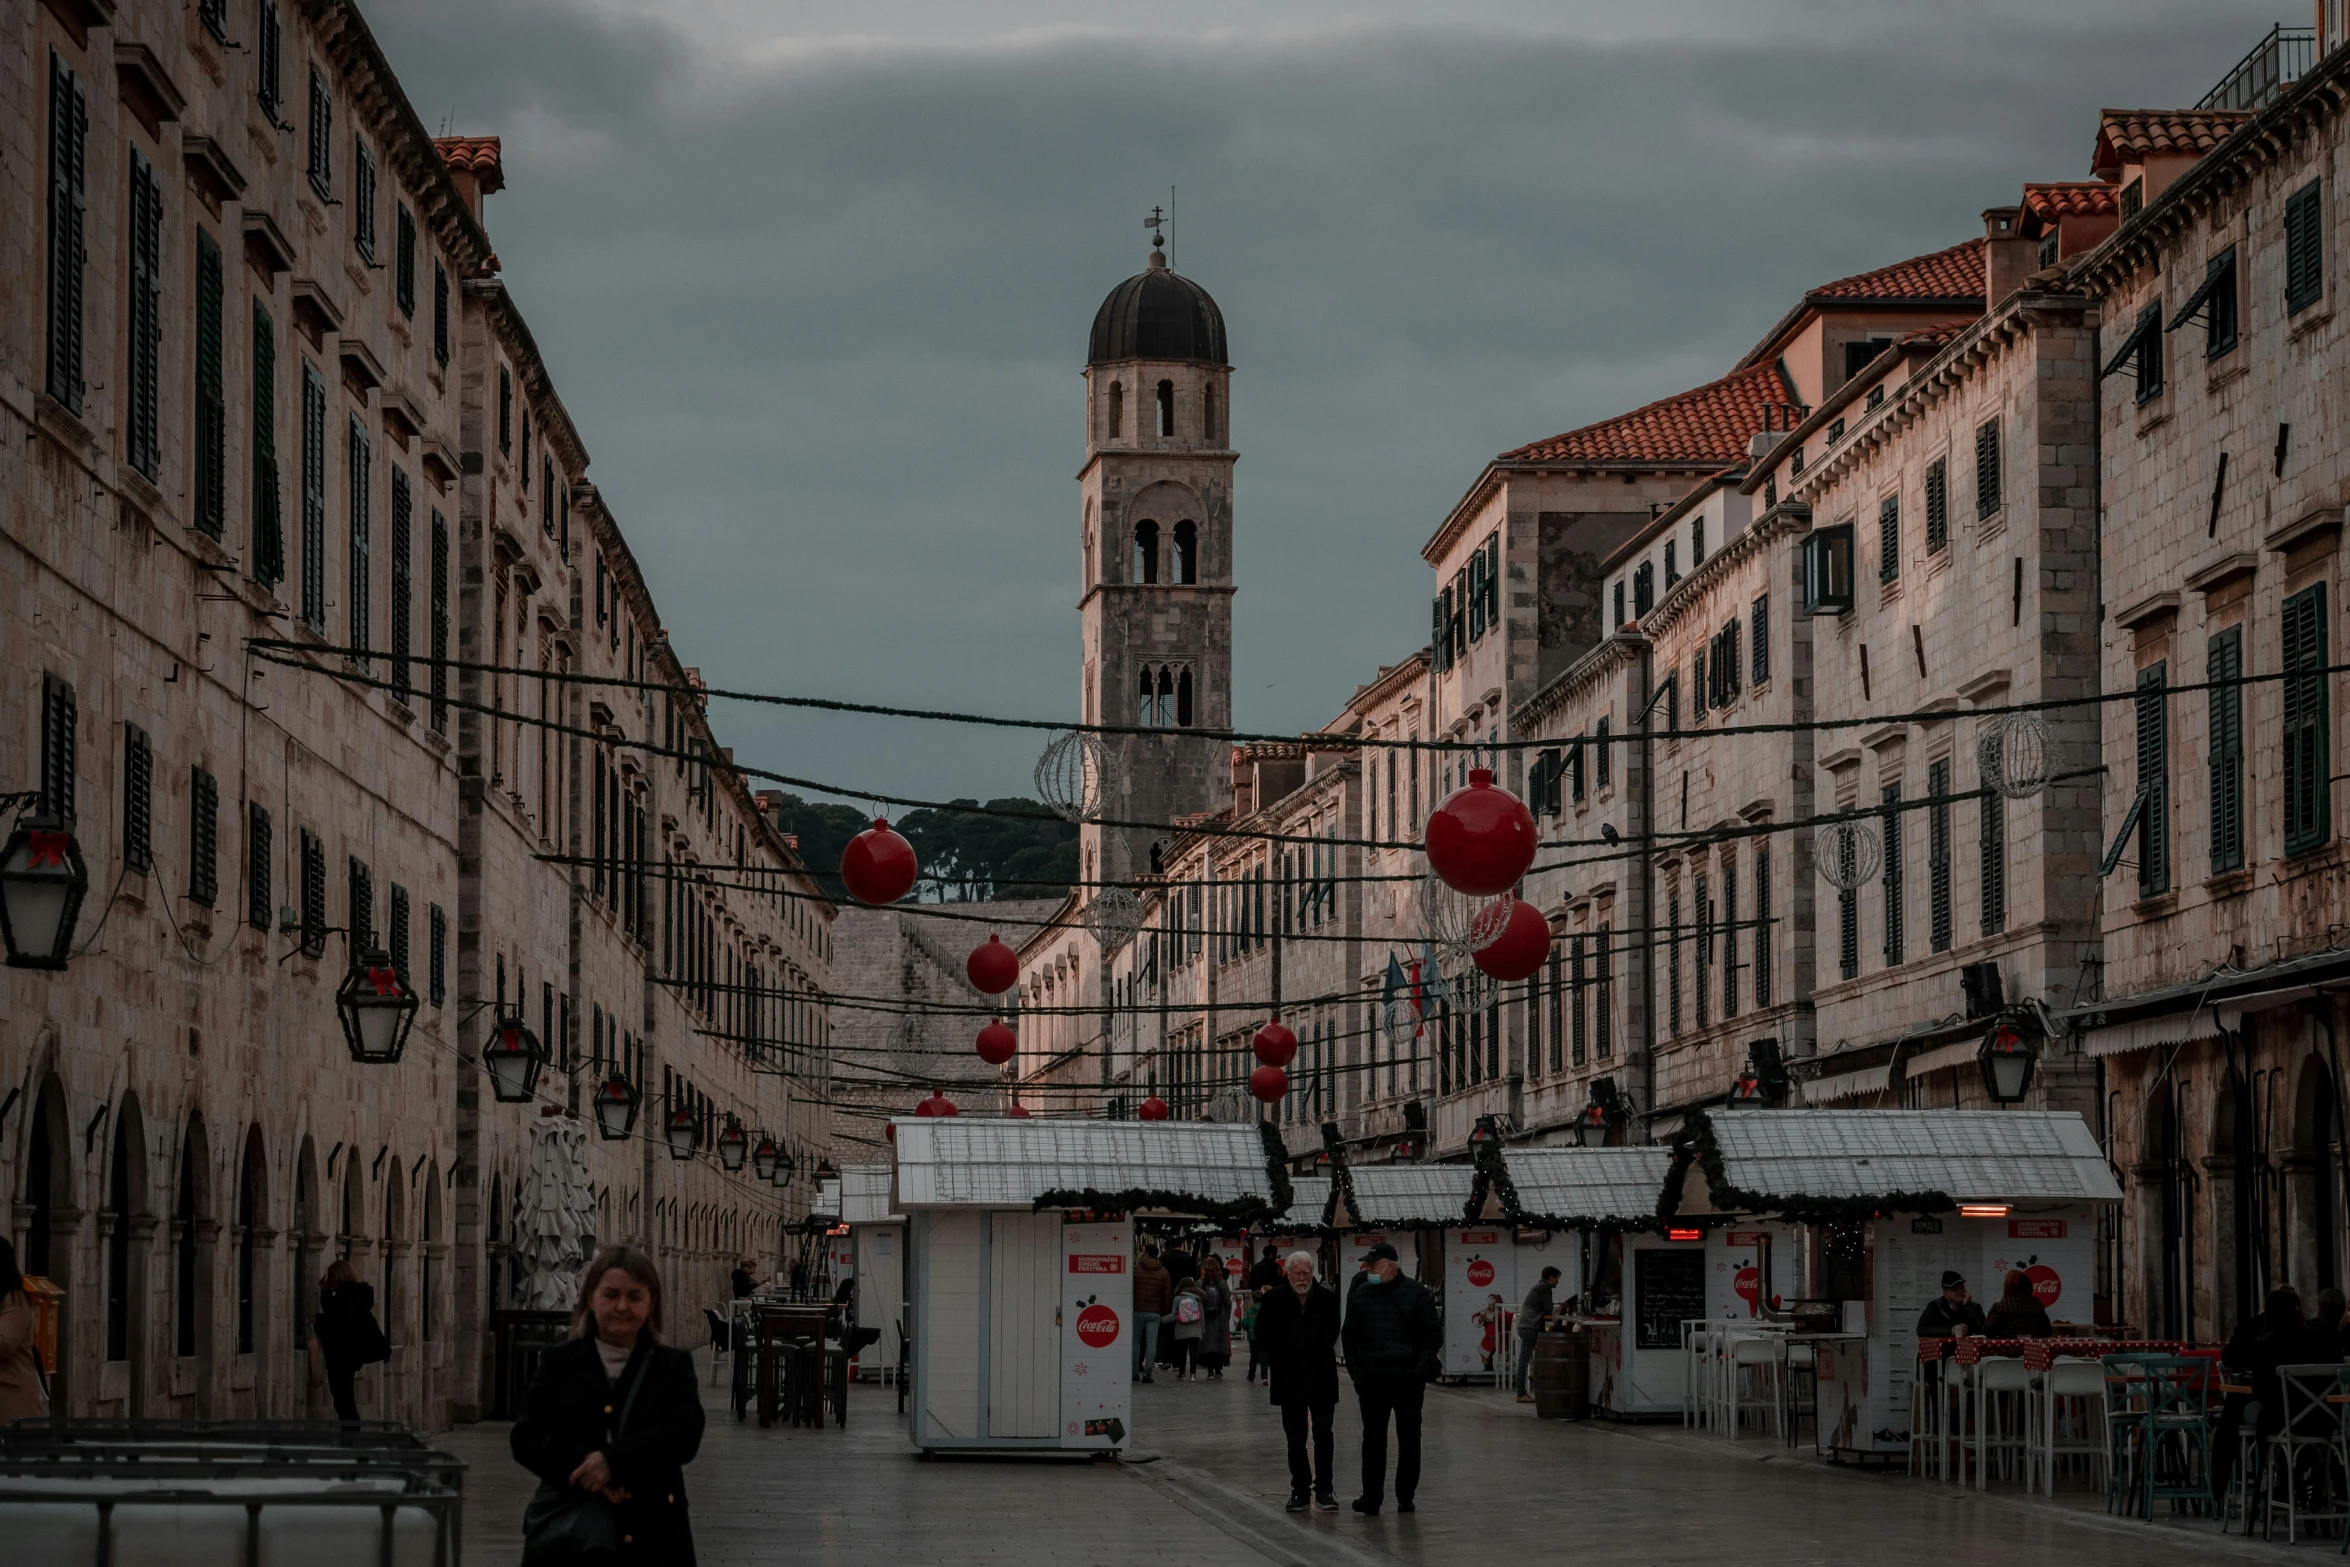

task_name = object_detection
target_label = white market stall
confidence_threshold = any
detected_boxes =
[1658,1108,2122,1463]
[1255,1173,1333,1280]
[1469,1142,1680,1415]
[838,1163,906,1380]
[893,1117,1286,1455]
[1326,1160,1503,1371]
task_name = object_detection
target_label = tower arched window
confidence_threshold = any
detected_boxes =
[1157,379,1175,438]
[1173,520,1197,584]
[1204,381,1218,443]
[1108,380,1123,439]
[1177,665,1193,726]
[1134,520,1159,584]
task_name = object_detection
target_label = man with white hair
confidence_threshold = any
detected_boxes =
[1254,1248,1341,1511]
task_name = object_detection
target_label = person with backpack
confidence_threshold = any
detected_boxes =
[310,1258,390,1423]
[1168,1275,1208,1380]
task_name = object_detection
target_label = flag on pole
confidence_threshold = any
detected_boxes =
[1418,943,1451,1010]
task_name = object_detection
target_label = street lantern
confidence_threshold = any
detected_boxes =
[592,1073,641,1141]
[718,1118,749,1172]
[0,818,89,970]
[481,1013,544,1104]
[1730,1039,1786,1106]
[1468,1114,1499,1154]
[815,1159,836,1182]
[1574,1077,1625,1147]
[1978,1019,2039,1104]
[336,947,419,1065]
[665,1104,700,1160]
[752,1135,780,1181]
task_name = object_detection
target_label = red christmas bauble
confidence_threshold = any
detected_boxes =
[1248,1065,1289,1103]
[1138,1095,1170,1121]
[1005,1103,1032,1119]
[915,1092,960,1118]
[1252,1021,1298,1068]
[976,1021,1017,1066]
[1471,897,1552,982]
[966,934,1020,994]
[841,817,919,905]
[1424,767,1536,897]
[885,1121,897,1143]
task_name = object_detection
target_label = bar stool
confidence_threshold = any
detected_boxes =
[2033,1359,2108,1495]
[1682,1319,1709,1430]
[1780,1339,1818,1449]
[1910,1341,1949,1479]
[1974,1357,2031,1488]
[1724,1334,1784,1441]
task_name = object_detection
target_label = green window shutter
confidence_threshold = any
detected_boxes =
[348,857,372,950]
[353,140,376,261]
[389,884,410,984]
[1596,717,1611,789]
[2287,180,2325,315]
[1974,418,2001,520]
[301,362,326,629]
[1484,532,1501,626]
[1925,458,1947,552]
[1722,858,1738,1018]
[2135,663,2170,894]
[247,803,272,930]
[1751,594,1769,684]
[41,673,77,825]
[433,260,449,366]
[122,723,152,873]
[47,52,88,414]
[1838,876,1858,981]
[256,1,283,121]
[348,416,370,659]
[430,509,450,731]
[1431,594,1448,670]
[389,467,412,699]
[307,68,332,200]
[190,766,219,907]
[2284,585,2331,852]
[2209,627,2244,872]
[1928,758,1952,952]
[1667,890,1682,1034]
[300,830,325,957]
[1881,785,1903,966]
[251,303,283,585]
[1878,493,1900,583]
[195,228,225,538]
[395,205,416,316]
[429,903,446,1004]
[126,152,162,479]
[1754,844,1772,1009]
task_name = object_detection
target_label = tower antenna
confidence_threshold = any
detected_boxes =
[1168,184,1176,266]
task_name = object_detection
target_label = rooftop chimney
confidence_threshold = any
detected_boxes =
[434,136,506,226]
[1982,206,2034,306]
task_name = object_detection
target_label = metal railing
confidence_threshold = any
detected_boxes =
[2197,24,2315,112]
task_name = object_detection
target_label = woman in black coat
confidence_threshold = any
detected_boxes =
[310,1258,387,1422]
[512,1247,706,1567]
[1255,1252,1342,1509]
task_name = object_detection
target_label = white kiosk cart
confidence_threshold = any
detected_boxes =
[839,1163,906,1381]
[1658,1108,2122,1463]
[894,1116,1285,1455]
[1469,1142,1679,1415]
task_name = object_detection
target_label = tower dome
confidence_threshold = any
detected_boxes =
[1088,249,1228,366]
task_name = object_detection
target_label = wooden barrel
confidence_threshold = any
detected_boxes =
[1530,1328,1588,1419]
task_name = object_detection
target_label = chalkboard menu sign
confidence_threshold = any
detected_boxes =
[1635,1248,1706,1350]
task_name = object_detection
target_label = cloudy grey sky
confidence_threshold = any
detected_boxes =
[376,0,2281,809]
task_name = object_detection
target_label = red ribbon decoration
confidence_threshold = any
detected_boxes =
[367,966,401,997]
[25,830,70,869]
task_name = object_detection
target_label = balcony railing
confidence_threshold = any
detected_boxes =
[2197,24,2315,112]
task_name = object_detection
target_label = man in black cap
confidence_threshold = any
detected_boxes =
[1915,1272,1987,1340]
[1339,1241,1440,1515]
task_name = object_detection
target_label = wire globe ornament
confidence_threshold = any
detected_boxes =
[1976,712,2051,801]
[1034,730,1109,824]
[1417,872,1508,973]
[1081,885,1143,950]
[1814,817,1883,892]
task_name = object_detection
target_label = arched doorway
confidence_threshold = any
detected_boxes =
[380,1153,406,1423]
[421,1164,441,1424]
[292,1137,319,1415]
[172,1110,214,1411]
[104,1093,149,1413]
[235,1126,269,1413]
[2289,1054,2347,1298]
[2145,1084,2194,1341]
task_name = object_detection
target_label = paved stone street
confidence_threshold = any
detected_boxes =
[438,1353,2273,1566]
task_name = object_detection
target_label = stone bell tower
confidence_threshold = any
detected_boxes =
[1077,219,1235,889]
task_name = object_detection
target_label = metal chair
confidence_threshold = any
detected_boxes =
[2137,1355,2215,1521]
[2101,1355,2152,1515]
[2262,1363,2350,1542]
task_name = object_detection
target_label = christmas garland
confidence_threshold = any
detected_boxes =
[1019,1121,1298,1229]
[1468,1133,1663,1234]
[1659,1112,1953,1225]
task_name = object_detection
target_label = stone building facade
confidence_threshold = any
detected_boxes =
[4,0,831,1431]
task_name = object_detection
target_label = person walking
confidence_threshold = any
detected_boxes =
[1258,1251,1340,1511]
[1340,1242,1439,1515]
[512,1247,705,1566]
[0,1239,47,1424]
[309,1258,389,1423]
[1514,1265,1561,1403]
[1198,1264,1232,1379]
[1133,1245,1174,1383]
[1169,1274,1207,1379]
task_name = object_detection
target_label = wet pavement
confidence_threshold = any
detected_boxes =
[437,1354,2281,1564]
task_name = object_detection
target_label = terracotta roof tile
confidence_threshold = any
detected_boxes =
[2091,109,2250,179]
[433,135,506,193]
[2022,182,2121,221]
[1805,237,1986,302]
[1501,361,1795,466]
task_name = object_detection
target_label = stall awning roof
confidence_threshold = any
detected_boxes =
[839,1163,902,1225]
[1271,1175,1333,1232]
[1801,1062,1893,1103]
[2083,1011,2220,1059]
[1475,1146,1674,1230]
[1664,1108,2122,1221]
[1335,1163,1474,1229]
[891,1118,1285,1223]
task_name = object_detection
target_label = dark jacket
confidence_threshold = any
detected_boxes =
[1134,1257,1175,1314]
[315,1281,387,1374]
[1518,1279,1557,1335]
[1247,1255,1283,1294]
[2225,1316,2332,1437]
[1982,1297,2054,1338]
[1915,1295,1988,1340]
[1257,1281,1341,1408]
[729,1269,754,1300]
[1341,1273,1440,1383]
[512,1337,706,1567]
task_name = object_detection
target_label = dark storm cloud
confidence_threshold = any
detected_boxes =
[372,4,2274,809]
